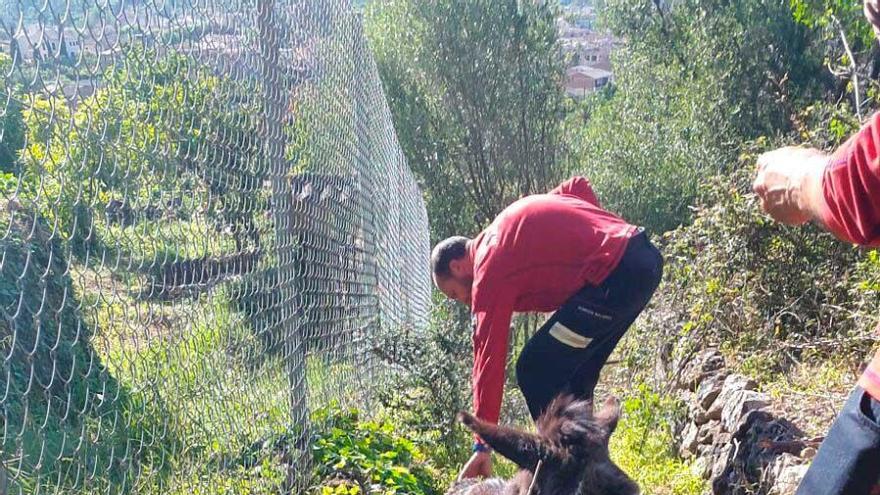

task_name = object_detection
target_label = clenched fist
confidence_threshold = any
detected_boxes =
[752,146,829,225]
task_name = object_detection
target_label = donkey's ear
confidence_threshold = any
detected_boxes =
[594,397,621,435]
[458,412,547,471]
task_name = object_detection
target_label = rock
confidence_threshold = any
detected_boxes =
[678,349,725,390]
[697,372,728,411]
[707,374,759,420]
[670,353,812,495]
[721,389,770,433]
[801,447,817,460]
[725,374,758,392]
[698,423,720,445]
[710,443,733,480]
[680,422,699,457]
[694,409,711,425]
[696,442,714,458]
[768,453,808,495]
[690,456,711,479]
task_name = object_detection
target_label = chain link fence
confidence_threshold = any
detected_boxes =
[0,0,431,492]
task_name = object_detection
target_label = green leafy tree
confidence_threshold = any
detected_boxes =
[19,48,268,256]
[566,0,825,233]
[366,0,567,239]
[788,0,879,120]
[0,54,25,173]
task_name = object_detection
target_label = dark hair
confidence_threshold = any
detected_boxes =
[431,236,470,278]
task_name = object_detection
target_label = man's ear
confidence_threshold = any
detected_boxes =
[449,257,467,278]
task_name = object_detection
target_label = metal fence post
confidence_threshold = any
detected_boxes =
[258,0,308,491]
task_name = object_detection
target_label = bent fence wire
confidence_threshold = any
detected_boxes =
[0,0,431,492]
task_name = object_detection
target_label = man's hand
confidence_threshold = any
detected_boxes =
[457,451,492,481]
[753,146,828,225]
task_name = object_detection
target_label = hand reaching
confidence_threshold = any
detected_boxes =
[457,451,493,481]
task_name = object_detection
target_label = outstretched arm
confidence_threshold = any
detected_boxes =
[471,303,514,428]
[458,293,514,480]
[753,113,880,246]
[752,146,828,226]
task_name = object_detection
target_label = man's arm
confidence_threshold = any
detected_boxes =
[472,302,514,428]
[457,294,514,481]
[818,113,880,246]
[753,113,880,246]
[549,176,601,207]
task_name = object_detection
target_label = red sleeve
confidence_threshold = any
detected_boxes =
[471,294,514,431]
[820,112,880,247]
[549,176,601,207]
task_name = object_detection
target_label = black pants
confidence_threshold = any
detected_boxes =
[795,385,880,494]
[515,230,663,420]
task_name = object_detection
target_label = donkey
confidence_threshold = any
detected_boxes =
[446,395,639,495]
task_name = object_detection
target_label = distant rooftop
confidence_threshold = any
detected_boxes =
[567,65,613,79]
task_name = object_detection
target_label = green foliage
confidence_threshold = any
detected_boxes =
[373,298,474,478]
[17,48,268,256]
[370,299,538,485]
[366,0,567,239]
[0,198,285,493]
[310,406,441,495]
[566,0,825,233]
[790,0,875,52]
[162,456,286,495]
[0,54,25,173]
[610,385,706,495]
[0,195,139,491]
[625,149,879,383]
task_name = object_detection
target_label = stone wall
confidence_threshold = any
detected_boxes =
[674,350,821,494]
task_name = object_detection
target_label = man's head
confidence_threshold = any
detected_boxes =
[431,236,474,305]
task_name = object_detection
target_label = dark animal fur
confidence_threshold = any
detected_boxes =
[446,395,639,495]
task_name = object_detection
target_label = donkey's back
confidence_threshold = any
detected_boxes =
[446,474,531,495]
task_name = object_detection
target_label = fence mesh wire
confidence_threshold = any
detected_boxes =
[0,0,431,492]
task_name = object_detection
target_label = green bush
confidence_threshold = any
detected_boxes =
[625,146,880,383]
[564,0,826,234]
[0,185,138,491]
[610,385,705,495]
[310,406,441,495]
[372,297,474,477]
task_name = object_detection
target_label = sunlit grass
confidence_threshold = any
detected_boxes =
[100,217,239,267]
[610,386,706,495]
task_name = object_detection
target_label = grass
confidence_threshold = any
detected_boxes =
[99,217,239,269]
[609,386,706,495]
[760,359,855,438]
[7,256,293,494]
[306,355,370,409]
[105,290,289,457]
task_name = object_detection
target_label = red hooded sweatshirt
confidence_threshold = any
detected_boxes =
[467,177,637,426]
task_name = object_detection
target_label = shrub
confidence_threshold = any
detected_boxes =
[310,406,441,495]
[373,297,475,478]
[625,145,880,383]
[610,385,706,495]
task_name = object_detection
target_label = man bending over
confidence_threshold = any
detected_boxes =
[431,177,664,480]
